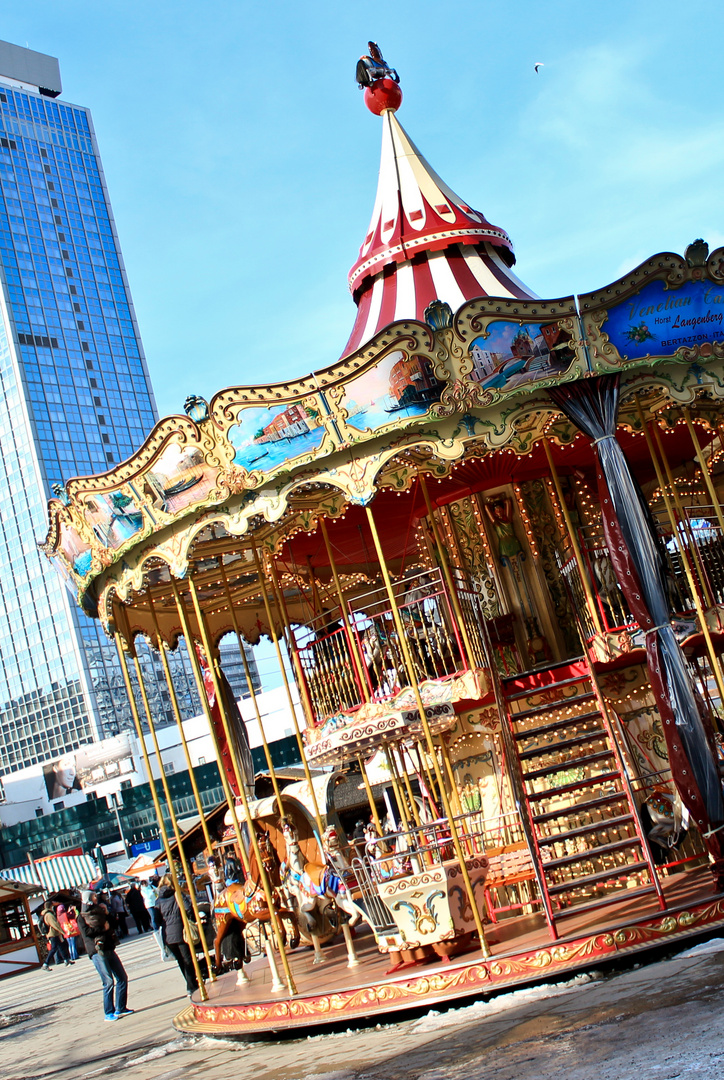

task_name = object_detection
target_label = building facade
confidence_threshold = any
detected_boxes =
[0,41,257,782]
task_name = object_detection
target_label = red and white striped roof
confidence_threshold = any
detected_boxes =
[342,110,536,357]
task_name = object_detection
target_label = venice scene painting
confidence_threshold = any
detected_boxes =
[229,401,326,471]
[340,350,444,432]
[468,320,576,393]
[141,441,219,516]
[83,488,144,549]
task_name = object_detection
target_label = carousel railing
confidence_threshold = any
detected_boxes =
[559,508,724,646]
[294,567,490,724]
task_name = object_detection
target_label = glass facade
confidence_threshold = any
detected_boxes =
[0,52,258,776]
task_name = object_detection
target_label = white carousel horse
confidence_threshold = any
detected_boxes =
[281,820,369,965]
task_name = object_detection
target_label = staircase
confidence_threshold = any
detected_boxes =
[501,658,665,936]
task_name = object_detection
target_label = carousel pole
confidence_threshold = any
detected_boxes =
[267,556,322,737]
[305,555,323,615]
[148,596,214,856]
[418,475,477,670]
[383,743,412,831]
[635,397,724,722]
[365,504,490,957]
[543,438,605,637]
[113,628,209,1000]
[396,745,422,828]
[356,754,383,834]
[438,738,464,819]
[218,564,284,812]
[651,420,715,609]
[413,741,443,818]
[684,408,724,537]
[250,539,325,841]
[170,580,252,879]
[187,577,298,996]
[319,517,370,701]
[129,646,217,984]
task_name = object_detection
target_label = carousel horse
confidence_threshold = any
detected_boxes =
[213,830,299,970]
[281,820,369,965]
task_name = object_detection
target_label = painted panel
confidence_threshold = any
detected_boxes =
[468,321,577,393]
[338,350,444,433]
[228,402,326,471]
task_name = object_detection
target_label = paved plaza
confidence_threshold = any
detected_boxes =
[1,931,724,1080]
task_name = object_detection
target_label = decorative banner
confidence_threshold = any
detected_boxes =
[601,278,724,361]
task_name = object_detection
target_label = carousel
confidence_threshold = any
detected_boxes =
[43,44,724,1036]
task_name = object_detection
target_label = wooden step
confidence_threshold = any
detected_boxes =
[526,769,622,802]
[553,884,658,919]
[522,748,615,782]
[510,691,596,722]
[546,860,650,896]
[532,789,629,824]
[514,711,603,744]
[536,813,635,846]
[518,728,608,762]
[542,837,644,870]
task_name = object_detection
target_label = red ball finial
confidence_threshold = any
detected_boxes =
[364,78,403,115]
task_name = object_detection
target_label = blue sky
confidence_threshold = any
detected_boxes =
[3,1,724,418]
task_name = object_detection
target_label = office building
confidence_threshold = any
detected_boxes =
[0,41,257,779]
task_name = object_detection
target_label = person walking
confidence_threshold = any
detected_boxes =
[56,903,81,961]
[155,875,198,997]
[41,901,72,969]
[125,884,151,934]
[141,877,170,961]
[109,890,129,937]
[78,891,133,1022]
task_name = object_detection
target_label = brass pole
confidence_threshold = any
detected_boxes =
[170,580,252,879]
[685,408,724,536]
[305,555,323,615]
[383,743,411,831]
[130,650,217,984]
[652,421,715,608]
[148,595,214,855]
[319,517,370,701]
[418,474,477,669]
[439,737,464,819]
[267,556,320,733]
[543,438,605,636]
[635,398,724,722]
[357,754,383,834]
[396,745,422,829]
[365,503,490,957]
[113,630,208,999]
[219,563,284,811]
[187,578,298,995]
[250,540,325,840]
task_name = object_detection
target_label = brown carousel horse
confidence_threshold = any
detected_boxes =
[212,830,300,969]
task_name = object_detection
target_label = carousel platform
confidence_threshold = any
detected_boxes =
[174,866,724,1037]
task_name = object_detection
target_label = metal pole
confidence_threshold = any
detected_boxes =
[357,754,383,834]
[130,650,217,983]
[543,438,605,636]
[148,595,214,855]
[267,556,320,738]
[319,517,370,701]
[685,408,724,536]
[170,580,252,879]
[635,397,724,723]
[218,563,284,811]
[187,578,298,995]
[250,539,325,840]
[418,474,477,669]
[365,503,490,957]
[113,630,208,999]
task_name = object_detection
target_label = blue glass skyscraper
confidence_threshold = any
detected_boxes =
[0,41,246,778]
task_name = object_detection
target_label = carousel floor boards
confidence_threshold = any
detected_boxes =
[174,866,724,1037]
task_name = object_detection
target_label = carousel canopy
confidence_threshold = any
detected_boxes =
[342,68,536,357]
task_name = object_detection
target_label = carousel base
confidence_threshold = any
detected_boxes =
[174,867,724,1038]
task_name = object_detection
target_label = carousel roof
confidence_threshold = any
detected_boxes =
[342,82,536,356]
